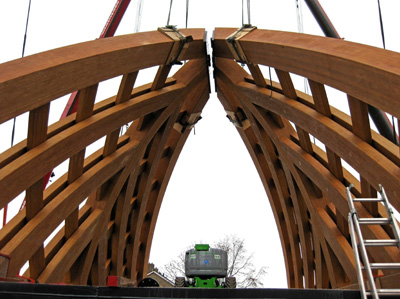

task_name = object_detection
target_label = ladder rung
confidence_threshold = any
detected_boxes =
[363,239,399,247]
[366,263,400,270]
[366,290,400,297]
[353,198,383,202]
[358,218,391,225]
[376,289,400,295]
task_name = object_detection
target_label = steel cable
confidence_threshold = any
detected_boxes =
[11,0,32,149]
[242,0,251,25]
[377,0,386,49]
[377,0,398,143]
[185,0,189,28]
[167,0,173,26]
[5,0,32,227]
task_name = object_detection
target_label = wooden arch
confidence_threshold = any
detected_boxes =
[213,28,400,289]
[0,27,399,289]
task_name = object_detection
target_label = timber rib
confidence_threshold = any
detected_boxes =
[0,27,399,290]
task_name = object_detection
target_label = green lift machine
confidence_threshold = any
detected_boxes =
[175,244,236,288]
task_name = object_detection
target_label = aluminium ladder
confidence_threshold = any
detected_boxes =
[346,184,400,299]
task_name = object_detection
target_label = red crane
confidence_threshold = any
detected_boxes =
[61,0,132,119]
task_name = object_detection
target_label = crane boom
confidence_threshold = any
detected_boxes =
[100,0,132,38]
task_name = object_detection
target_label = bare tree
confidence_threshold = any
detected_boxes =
[215,235,267,288]
[160,235,267,288]
[160,249,187,281]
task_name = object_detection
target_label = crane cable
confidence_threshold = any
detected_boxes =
[185,0,189,28]
[22,0,32,58]
[296,0,316,145]
[11,0,32,149]
[167,0,173,26]
[242,0,251,25]
[296,0,304,34]
[118,0,144,136]
[377,0,398,143]
[296,0,310,94]
[377,0,386,49]
[166,0,189,28]
[134,0,144,33]
[4,0,33,228]
[240,0,251,69]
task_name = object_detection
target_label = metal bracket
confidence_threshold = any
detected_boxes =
[174,112,202,134]
[226,25,257,64]
[158,26,193,65]
[226,109,250,130]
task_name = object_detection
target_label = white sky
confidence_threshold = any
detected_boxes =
[1,0,399,289]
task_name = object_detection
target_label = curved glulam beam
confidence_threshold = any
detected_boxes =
[135,62,210,282]
[213,28,400,289]
[215,65,300,287]
[214,28,400,120]
[0,29,205,124]
[0,29,208,283]
[0,87,182,207]
[1,26,400,290]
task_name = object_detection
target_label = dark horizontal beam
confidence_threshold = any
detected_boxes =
[0,283,361,299]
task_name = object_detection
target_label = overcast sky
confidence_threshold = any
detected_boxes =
[1,0,399,288]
